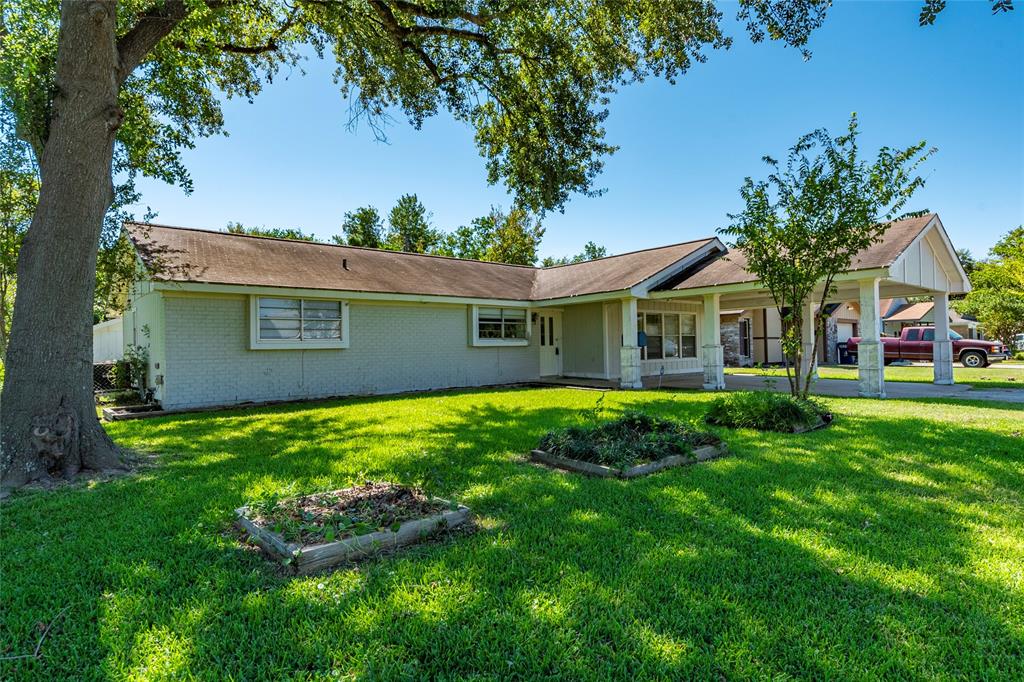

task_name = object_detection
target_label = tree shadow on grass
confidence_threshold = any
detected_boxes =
[3,388,1022,679]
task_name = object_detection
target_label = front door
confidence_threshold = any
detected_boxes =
[538,311,562,376]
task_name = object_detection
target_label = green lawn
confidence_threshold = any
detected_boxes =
[727,363,1024,389]
[3,388,1023,679]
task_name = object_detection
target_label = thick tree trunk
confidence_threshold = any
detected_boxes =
[0,1,124,489]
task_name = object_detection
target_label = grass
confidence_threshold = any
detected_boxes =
[727,363,1024,389]
[2,387,1023,679]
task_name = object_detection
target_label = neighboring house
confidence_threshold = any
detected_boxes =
[721,303,860,366]
[122,213,969,408]
[92,317,124,362]
[882,300,983,339]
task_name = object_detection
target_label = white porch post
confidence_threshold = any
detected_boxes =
[857,278,886,398]
[800,300,818,381]
[702,293,725,390]
[933,292,955,385]
[619,298,643,389]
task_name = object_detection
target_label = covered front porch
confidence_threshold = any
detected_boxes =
[539,214,971,399]
[647,215,971,398]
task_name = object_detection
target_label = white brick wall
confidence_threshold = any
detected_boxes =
[161,295,540,410]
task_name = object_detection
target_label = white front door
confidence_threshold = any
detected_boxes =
[538,311,562,376]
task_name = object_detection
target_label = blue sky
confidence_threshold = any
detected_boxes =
[131,1,1023,261]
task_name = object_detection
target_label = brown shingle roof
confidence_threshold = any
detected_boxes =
[666,214,936,291]
[885,301,933,322]
[126,223,714,302]
[532,240,714,300]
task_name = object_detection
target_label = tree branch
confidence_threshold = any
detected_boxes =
[116,0,191,83]
[172,6,299,56]
[388,0,491,27]
[406,24,492,45]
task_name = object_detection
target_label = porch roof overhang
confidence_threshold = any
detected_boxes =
[649,214,970,309]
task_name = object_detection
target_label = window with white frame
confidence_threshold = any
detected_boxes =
[637,312,697,360]
[251,297,349,349]
[472,306,528,345]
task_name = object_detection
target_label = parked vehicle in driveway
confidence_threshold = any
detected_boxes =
[846,326,1011,368]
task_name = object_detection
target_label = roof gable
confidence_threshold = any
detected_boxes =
[665,214,941,292]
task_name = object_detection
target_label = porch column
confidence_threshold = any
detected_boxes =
[857,278,886,398]
[619,297,643,389]
[800,300,818,381]
[933,292,955,385]
[702,293,725,390]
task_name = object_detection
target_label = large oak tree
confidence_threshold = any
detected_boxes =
[6,0,993,489]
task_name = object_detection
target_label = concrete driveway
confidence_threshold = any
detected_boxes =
[540,373,1024,403]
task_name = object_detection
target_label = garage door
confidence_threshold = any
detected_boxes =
[837,323,854,343]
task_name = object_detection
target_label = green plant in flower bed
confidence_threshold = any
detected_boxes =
[249,482,449,545]
[537,410,720,470]
[705,390,831,432]
[95,389,141,406]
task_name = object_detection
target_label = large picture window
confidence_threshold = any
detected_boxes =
[250,297,349,349]
[472,306,529,346]
[637,312,697,360]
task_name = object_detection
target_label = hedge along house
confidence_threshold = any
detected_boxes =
[123,213,969,409]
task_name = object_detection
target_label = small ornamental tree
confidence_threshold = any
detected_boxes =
[719,115,935,398]
[956,227,1024,345]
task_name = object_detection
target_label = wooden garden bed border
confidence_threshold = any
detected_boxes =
[791,417,830,434]
[236,498,471,574]
[530,443,728,479]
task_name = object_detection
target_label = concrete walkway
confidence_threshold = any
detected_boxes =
[538,373,1024,404]
[718,373,1024,403]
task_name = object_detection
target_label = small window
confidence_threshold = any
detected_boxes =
[251,297,348,349]
[922,329,934,342]
[905,329,921,341]
[472,306,528,346]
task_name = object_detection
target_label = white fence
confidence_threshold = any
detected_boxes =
[93,318,124,363]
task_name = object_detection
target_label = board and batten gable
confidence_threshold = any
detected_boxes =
[156,291,540,410]
[886,217,969,294]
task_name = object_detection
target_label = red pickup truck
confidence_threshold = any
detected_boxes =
[847,326,1010,368]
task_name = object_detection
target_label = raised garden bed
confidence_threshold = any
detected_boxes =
[101,404,167,421]
[530,411,727,479]
[235,482,470,574]
[531,442,727,478]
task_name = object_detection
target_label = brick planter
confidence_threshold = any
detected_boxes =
[530,443,728,479]
[236,500,471,574]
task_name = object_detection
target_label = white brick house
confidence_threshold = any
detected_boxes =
[124,213,970,409]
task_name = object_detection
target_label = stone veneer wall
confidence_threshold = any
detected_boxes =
[720,316,741,367]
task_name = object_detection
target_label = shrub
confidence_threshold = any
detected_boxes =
[95,389,142,406]
[538,410,720,470]
[705,391,830,432]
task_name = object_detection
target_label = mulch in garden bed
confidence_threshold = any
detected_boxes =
[530,411,728,479]
[237,482,471,574]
